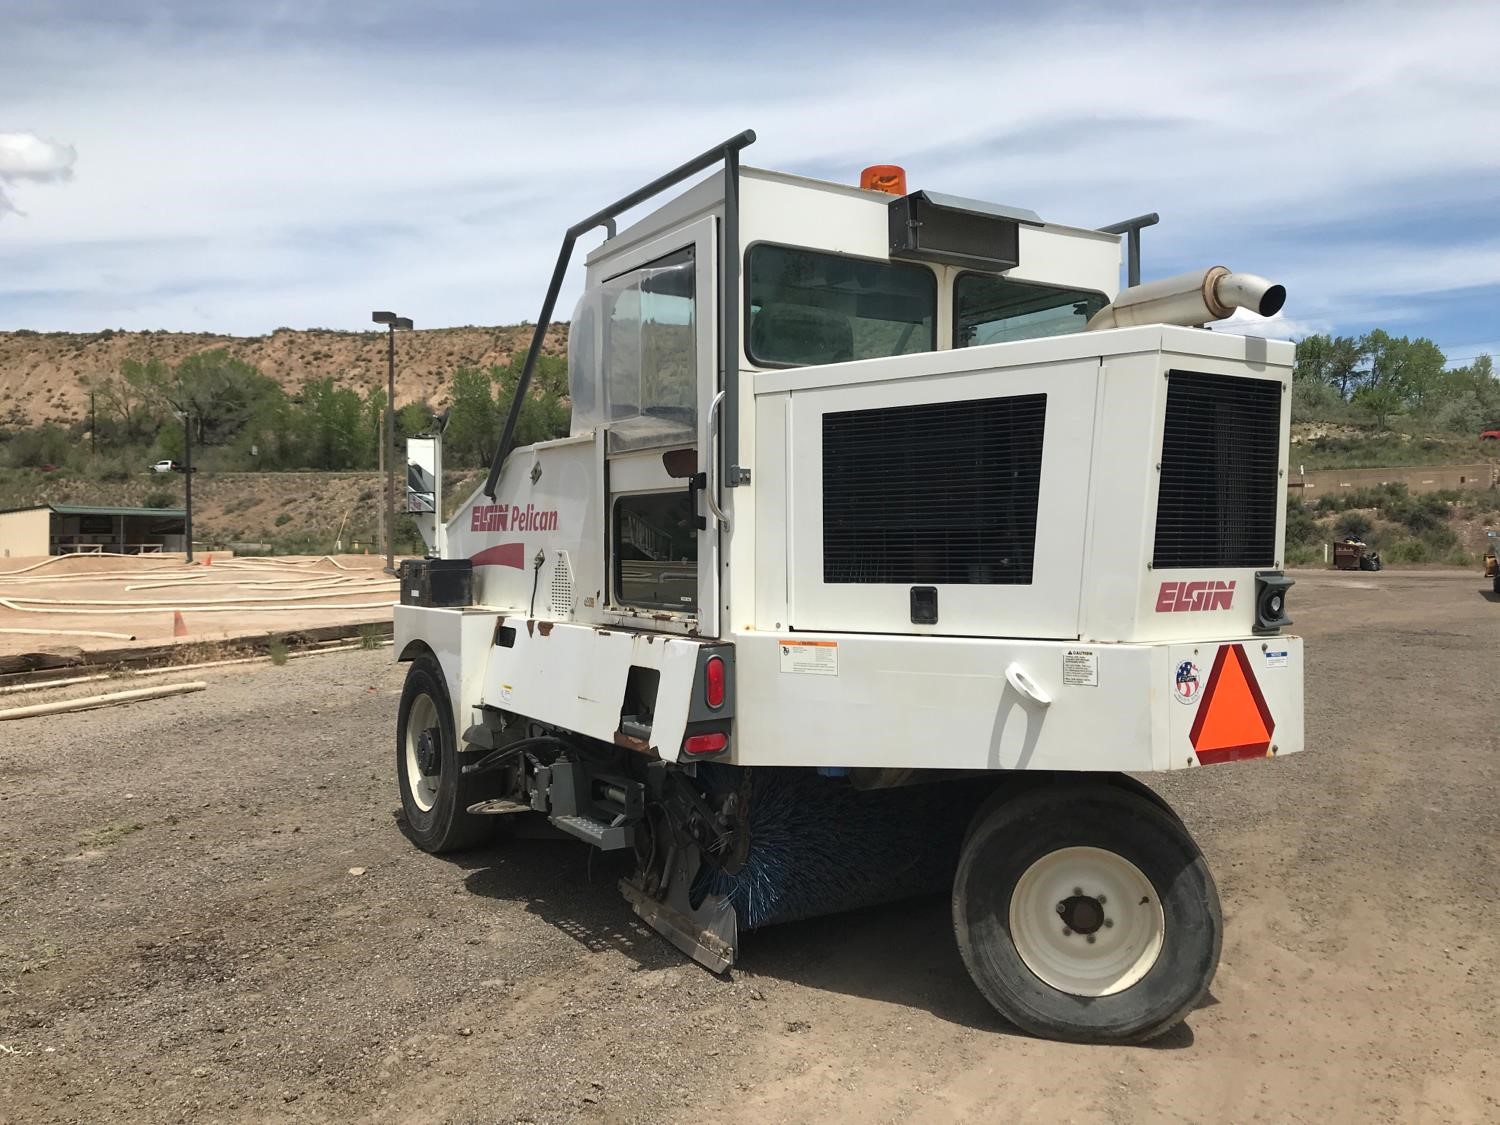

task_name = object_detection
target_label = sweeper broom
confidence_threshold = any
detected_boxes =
[392,131,1304,1044]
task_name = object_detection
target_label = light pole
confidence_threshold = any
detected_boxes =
[371,310,413,574]
[182,408,193,563]
[169,403,194,563]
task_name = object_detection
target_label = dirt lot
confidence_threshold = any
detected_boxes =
[1,569,1496,1123]
[0,554,397,657]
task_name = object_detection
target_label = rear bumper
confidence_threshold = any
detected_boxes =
[730,631,1304,772]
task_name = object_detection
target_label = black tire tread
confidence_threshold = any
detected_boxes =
[397,653,492,854]
[953,780,1221,1045]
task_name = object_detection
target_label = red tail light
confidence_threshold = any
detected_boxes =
[683,732,727,756]
[704,655,726,709]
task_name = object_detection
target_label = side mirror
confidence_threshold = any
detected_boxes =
[405,437,437,514]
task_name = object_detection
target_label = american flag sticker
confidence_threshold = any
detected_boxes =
[1174,660,1202,704]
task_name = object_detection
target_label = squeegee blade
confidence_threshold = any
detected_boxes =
[619,878,738,974]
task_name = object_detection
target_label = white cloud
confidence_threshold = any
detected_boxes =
[0,131,77,216]
[1,2,1498,345]
[1217,307,1332,343]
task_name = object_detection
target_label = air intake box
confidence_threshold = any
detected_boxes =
[399,558,473,608]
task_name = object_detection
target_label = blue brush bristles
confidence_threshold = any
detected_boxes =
[692,764,991,930]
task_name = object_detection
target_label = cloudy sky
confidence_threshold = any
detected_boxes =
[2,0,1498,363]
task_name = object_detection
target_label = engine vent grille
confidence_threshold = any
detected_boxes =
[549,551,574,615]
[823,394,1046,585]
[1153,371,1281,569]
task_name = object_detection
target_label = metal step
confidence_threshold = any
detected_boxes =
[550,813,633,851]
[466,798,535,816]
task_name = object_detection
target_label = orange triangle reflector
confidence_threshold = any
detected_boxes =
[1189,644,1275,765]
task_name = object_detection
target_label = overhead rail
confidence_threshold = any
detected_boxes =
[1098,212,1160,287]
[484,129,758,499]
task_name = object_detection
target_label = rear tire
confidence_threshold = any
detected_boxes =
[953,782,1221,1044]
[397,653,492,853]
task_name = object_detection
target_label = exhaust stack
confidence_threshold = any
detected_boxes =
[1086,266,1286,331]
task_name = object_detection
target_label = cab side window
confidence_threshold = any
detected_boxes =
[603,247,697,445]
[747,245,936,367]
[955,274,1107,346]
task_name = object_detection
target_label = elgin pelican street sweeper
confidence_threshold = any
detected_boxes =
[392,130,1304,1044]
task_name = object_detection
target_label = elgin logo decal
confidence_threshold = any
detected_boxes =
[1156,580,1235,613]
[1174,660,1201,704]
[470,503,559,533]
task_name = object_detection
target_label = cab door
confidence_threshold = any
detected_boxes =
[598,216,721,638]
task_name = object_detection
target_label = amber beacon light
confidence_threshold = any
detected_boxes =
[860,164,907,195]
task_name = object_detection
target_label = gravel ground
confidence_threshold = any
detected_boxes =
[1,568,1496,1123]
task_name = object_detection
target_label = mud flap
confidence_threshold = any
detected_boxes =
[620,853,738,974]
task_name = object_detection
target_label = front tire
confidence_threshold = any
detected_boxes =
[953,782,1221,1044]
[397,654,492,853]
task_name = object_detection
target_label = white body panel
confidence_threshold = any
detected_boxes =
[753,326,1293,644]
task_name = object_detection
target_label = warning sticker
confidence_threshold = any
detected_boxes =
[1063,649,1098,687]
[1264,649,1289,668]
[779,639,838,676]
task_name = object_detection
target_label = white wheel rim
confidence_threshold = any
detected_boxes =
[404,692,442,813]
[1009,846,1165,997]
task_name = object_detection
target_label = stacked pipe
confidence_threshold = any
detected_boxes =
[1085,266,1286,331]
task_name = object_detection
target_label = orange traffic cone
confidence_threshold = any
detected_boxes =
[173,611,188,639]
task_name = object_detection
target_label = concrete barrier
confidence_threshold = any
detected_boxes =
[1288,463,1497,496]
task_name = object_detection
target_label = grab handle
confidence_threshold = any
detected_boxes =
[705,391,730,530]
[1005,663,1051,707]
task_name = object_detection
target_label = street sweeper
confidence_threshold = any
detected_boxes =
[392,131,1304,1044]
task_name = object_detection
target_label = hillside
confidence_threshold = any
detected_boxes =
[0,325,568,428]
[0,467,487,553]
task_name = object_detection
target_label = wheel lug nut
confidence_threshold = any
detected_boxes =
[1056,902,1067,915]
[1086,934,1097,944]
[1062,927,1073,937]
[1104,919,1113,928]
[1096,894,1107,905]
[1073,887,1083,896]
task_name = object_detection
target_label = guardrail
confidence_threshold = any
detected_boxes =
[50,543,167,555]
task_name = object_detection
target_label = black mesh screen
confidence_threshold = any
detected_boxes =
[822,394,1046,584]
[1153,371,1281,569]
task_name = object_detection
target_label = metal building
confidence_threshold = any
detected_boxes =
[0,504,188,558]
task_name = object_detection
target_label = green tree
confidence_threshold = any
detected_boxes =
[1294,335,1363,400]
[1353,382,1404,430]
[2,422,73,467]
[397,401,432,438]
[84,357,171,446]
[443,366,500,466]
[1360,331,1445,416]
[173,350,283,447]
[292,377,365,469]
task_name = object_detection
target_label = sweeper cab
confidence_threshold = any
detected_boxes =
[392,130,1305,1044]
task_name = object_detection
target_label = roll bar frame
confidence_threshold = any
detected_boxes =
[483,129,758,499]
